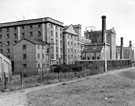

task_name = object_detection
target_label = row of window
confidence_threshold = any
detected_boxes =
[50,24,63,31]
[22,53,46,60]
[21,31,41,38]
[68,55,78,60]
[68,35,78,40]
[0,41,17,46]
[22,63,46,68]
[0,27,17,32]
[0,49,10,53]
[21,24,41,30]
[82,56,100,60]
[0,33,17,39]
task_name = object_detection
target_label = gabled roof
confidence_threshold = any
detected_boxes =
[14,38,52,46]
[64,25,78,35]
[82,45,103,53]
[79,37,91,44]
[0,53,11,64]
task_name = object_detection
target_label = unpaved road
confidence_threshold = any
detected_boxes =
[0,67,135,106]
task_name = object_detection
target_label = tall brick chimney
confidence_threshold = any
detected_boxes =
[129,40,132,47]
[101,15,106,43]
[120,37,123,59]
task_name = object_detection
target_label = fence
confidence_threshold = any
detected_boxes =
[0,59,133,92]
[75,59,132,72]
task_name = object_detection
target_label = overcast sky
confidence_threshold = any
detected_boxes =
[0,0,134,46]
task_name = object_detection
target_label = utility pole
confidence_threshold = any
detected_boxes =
[102,15,107,72]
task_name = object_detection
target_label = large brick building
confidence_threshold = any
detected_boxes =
[0,17,64,67]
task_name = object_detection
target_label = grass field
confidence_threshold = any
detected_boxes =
[27,71,135,106]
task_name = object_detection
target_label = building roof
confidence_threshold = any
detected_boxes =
[14,38,53,46]
[85,27,116,35]
[0,17,64,28]
[82,45,103,53]
[0,53,11,64]
[63,25,78,35]
[79,37,91,44]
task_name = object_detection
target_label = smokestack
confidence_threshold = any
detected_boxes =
[120,37,123,59]
[129,40,132,47]
[101,15,106,43]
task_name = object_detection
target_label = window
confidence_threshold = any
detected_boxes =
[23,64,27,68]
[14,33,17,38]
[56,47,58,52]
[43,63,45,67]
[0,35,2,39]
[6,34,9,38]
[23,54,27,59]
[42,54,44,59]
[30,32,33,36]
[14,41,17,44]
[22,33,25,38]
[55,26,58,30]
[22,26,24,29]
[14,27,17,31]
[38,63,40,68]
[51,24,53,28]
[0,28,1,32]
[6,41,10,46]
[68,48,70,53]
[0,42,2,46]
[6,28,9,32]
[22,45,26,49]
[38,31,41,36]
[56,32,58,37]
[7,55,10,59]
[30,25,32,29]
[97,57,100,60]
[68,42,70,46]
[7,49,10,53]
[71,42,73,45]
[51,31,53,36]
[42,46,44,49]
[0,49,2,53]
[92,57,95,60]
[60,33,62,38]
[38,53,40,59]
[37,45,40,49]
[38,24,41,28]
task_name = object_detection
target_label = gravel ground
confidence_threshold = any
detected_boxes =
[27,69,135,106]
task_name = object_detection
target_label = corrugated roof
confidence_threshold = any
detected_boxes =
[82,45,103,53]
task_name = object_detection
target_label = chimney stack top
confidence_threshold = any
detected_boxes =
[101,15,106,18]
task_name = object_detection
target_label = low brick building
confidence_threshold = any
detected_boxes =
[14,38,50,76]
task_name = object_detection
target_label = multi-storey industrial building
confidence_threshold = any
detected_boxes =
[0,17,64,70]
[84,27,116,59]
[63,24,91,64]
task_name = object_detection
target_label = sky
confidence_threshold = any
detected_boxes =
[0,0,135,46]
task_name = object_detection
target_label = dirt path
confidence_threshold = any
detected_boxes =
[0,67,135,106]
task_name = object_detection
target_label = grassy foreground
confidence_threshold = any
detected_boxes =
[27,73,135,106]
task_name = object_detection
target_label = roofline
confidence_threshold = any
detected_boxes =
[14,38,50,46]
[85,43,110,46]
[0,17,64,28]
[0,53,11,63]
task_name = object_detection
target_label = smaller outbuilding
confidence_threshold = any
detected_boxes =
[0,53,12,82]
